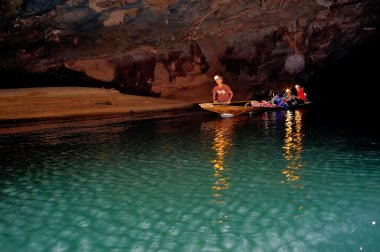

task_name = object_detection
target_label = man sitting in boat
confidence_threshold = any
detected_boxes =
[295,84,306,104]
[212,75,234,104]
[270,93,287,107]
[283,89,297,106]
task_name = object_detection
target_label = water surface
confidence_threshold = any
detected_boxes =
[1,108,379,251]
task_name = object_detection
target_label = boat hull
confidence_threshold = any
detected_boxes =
[199,101,255,116]
[199,101,312,117]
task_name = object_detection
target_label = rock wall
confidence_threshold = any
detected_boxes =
[0,0,378,101]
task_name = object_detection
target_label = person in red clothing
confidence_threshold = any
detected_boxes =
[295,84,306,104]
[212,75,234,103]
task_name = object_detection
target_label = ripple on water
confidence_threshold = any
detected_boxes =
[1,113,380,251]
[305,232,328,246]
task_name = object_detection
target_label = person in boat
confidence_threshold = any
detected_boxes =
[283,88,297,106]
[270,92,287,107]
[295,84,306,104]
[212,75,234,103]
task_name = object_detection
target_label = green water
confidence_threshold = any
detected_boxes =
[1,109,379,251]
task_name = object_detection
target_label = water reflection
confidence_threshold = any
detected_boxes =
[201,118,236,223]
[282,110,304,187]
[257,111,283,136]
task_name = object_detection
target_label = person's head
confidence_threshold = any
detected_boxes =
[295,84,300,91]
[214,75,223,85]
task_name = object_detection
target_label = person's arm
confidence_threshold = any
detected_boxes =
[227,89,234,103]
[212,91,217,103]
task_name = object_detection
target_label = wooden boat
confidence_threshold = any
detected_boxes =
[251,100,313,111]
[199,101,255,117]
[249,100,279,111]
[199,100,312,117]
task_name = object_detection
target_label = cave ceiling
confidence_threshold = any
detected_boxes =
[0,0,378,99]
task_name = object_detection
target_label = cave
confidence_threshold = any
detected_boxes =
[0,0,379,107]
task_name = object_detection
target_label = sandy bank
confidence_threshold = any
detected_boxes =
[0,87,197,121]
[0,87,207,134]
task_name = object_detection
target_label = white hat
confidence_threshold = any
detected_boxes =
[214,75,222,81]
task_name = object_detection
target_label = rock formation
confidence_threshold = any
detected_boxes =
[0,0,378,101]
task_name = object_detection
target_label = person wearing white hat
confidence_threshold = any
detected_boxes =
[212,75,234,103]
[295,84,306,104]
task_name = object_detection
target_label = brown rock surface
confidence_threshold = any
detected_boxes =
[0,0,378,100]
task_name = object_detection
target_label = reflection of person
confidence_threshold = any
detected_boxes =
[282,110,304,184]
[212,75,233,103]
[295,84,306,104]
[201,118,234,224]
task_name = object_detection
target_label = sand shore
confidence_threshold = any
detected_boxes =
[0,87,197,121]
[0,87,204,134]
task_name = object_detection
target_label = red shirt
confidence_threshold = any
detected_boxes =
[297,87,306,101]
[213,84,232,102]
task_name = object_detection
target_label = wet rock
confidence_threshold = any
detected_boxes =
[22,0,63,14]
[64,59,115,82]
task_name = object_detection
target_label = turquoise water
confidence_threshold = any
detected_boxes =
[1,109,380,251]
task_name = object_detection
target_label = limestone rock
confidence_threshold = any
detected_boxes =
[0,0,378,99]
